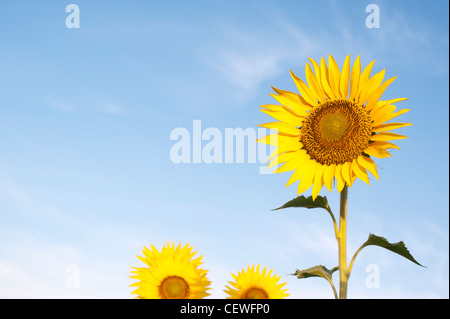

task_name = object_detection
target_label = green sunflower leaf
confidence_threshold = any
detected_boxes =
[293,265,338,281]
[293,265,339,299]
[359,233,425,267]
[272,195,331,212]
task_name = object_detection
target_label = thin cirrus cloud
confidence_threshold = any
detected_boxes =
[47,97,126,115]
[96,102,125,115]
[47,98,76,113]
[199,19,319,104]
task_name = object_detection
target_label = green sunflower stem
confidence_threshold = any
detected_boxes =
[338,185,349,299]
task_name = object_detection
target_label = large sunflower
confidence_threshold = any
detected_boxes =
[224,265,289,299]
[130,242,211,299]
[257,54,411,199]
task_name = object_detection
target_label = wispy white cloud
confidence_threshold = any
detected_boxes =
[45,96,127,115]
[47,98,76,113]
[199,11,318,105]
[97,103,125,115]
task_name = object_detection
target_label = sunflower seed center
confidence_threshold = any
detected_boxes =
[320,111,350,142]
[242,287,269,299]
[300,98,372,165]
[159,275,190,299]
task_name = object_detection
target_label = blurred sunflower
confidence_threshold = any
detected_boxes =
[257,54,411,199]
[130,242,211,299]
[224,265,289,299]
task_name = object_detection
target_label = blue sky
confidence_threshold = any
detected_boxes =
[0,0,448,298]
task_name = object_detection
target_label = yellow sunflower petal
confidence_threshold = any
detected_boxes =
[267,150,296,169]
[335,164,346,192]
[297,160,317,194]
[271,86,304,103]
[290,70,318,106]
[350,168,357,185]
[383,97,408,104]
[268,148,307,168]
[320,57,335,99]
[308,57,329,99]
[270,88,311,116]
[279,104,308,120]
[370,132,407,141]
[272,87,313,111]
[261,104,307,120]
[341,161,353,187]
[260,104,281,111]
[285,162,309,187]
[258,122,300,136]
[312,164,326,200]
[349,55,361,101]
[268,94,309,117]
[266,139,303,162]
[352,159,370,185]
[365,76,397,111]
[357,155,379,180]
[373,122,412,132]
[356,59,375,103]
[370,103,397,124]
[339,54,351,98]
[323,163,336,192]
[370,141,401,150]
[328,54,341,97]
[137,255,151,267]
[305,62,325,102]
[370,97,408,113]
[364,145,392,158]
[372,109,410,127]
[260,108,302,127]
[359,69,385,105]
[268,93,299,110]
[256,133,280,146]
[274,151,309,173]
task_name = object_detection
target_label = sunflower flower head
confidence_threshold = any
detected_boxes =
[224,265,289,299]
[130,241,211,299]
[257,54,411,199]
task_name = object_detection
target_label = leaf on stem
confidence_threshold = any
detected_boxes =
[293,265,338,280]
[272,195,331,212]
[361,233,425,267]
[293,265,339,299]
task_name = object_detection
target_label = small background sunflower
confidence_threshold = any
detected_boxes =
[130,242,211,299]
[224,265,289,299]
